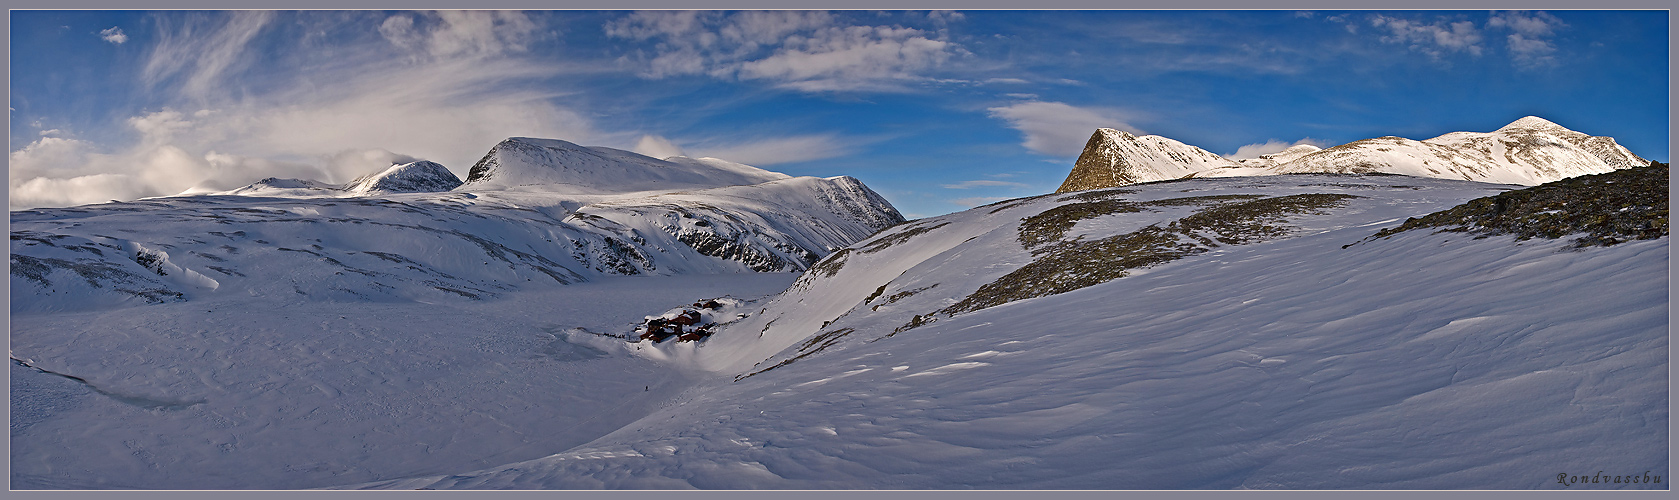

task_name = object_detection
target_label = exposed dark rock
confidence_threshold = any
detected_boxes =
[1362,162,1668,248]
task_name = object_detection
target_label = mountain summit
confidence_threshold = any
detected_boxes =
[462,137,789,194]
[345,160,463,194]
[1055,128,1237,193]
[1057,117,1650,192]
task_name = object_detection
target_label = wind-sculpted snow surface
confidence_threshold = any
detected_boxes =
[10,273,803,489]
[360,174,1665,489]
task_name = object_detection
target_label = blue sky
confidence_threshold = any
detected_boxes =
[8,10,1669,216]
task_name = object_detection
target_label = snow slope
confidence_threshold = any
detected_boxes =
[462,137,790,194]
[355,173,1666,489]
[10,136,903,489]
[10,163,901,314]
[11,273,801,489]
[1061,117,1649,190]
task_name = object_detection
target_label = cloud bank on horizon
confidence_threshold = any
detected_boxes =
[9,10,1668,217]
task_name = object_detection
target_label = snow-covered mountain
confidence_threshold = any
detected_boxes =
[462,137,790,194]
[344,160,463,194]
[9,139,902,313]
[1055,128,1239,193]
[10,136,904,489]
[1058,117,1649,192]
[10,129,1665,490]
[351,166,1665,489]
[1234,143,1322,168]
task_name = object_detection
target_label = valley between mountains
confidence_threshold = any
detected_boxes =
[10,118,1667,489]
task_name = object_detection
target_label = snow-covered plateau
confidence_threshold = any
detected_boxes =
[8,133,1667,490]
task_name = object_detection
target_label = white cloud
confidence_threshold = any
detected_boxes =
[1488,10,1562,38]
[632,135,688,159]
[378,11,542,60]
[99,26,128,44]
[9,137,97,183]
[378,15,421,49]
[737,26,956,91]
[927,10,965,26]
[604,10,714,41]
[1488,11,1566,69]
[11,174,151,209]
[987,101,1145,157]
[1370,15,1484,59]
[606,11,962,92]
[940,180,1027,189]
[430,11,539,58]
[687,135,850,166]
[324,149,420,181]
[1227,138,1330,160]
[12,14,597,210]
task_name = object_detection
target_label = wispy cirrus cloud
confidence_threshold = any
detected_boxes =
[987,101,1146,157]
[141,11,276,103]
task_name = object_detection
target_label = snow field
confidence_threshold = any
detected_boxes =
[10,273,799,489]
[363,175,1665,489]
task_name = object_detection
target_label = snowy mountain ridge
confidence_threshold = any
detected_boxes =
[462,137,790,194]
[9,130,1665,490]
[10,138,903,313]
[1058,116,1650,192]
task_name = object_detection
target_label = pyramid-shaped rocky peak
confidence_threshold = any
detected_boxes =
[1055,128,1237,193]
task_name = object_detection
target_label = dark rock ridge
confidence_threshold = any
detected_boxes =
[1362,162,1668,248]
